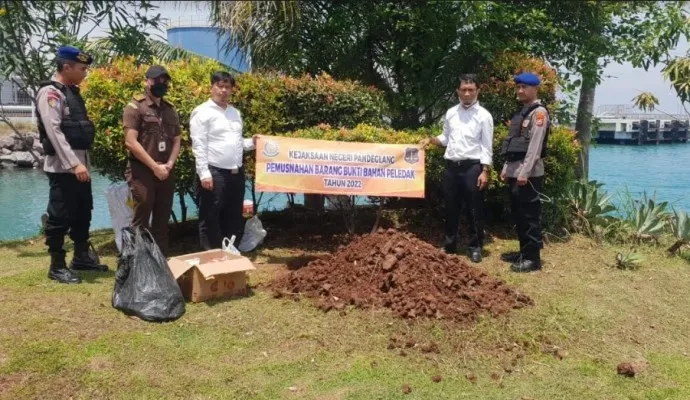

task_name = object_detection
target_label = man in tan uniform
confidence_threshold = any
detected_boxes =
[123,65,181,255]
[499,72,550,273]
[36,45,108,284]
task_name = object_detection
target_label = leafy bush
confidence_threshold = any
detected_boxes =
[563,180,617,238]
[615,249,646,270]
[477,51,559,125]
[82,57,388,194]
[624,195,668,243]
[668,209,690,254]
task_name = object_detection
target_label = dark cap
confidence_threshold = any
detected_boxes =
[145,65,171,80]
[56,45,93,65]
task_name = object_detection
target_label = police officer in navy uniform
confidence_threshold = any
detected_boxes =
[499,72,550,273]
[36,45,108,284]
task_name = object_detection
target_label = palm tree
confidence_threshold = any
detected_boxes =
[662,56,690,115]
[632,92,660,113]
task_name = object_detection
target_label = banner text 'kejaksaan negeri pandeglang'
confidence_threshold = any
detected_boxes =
[255,136,425,198]
[265,149,415,180]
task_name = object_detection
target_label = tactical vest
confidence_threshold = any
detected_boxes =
[36,81,95,156]
[500,103,550,162]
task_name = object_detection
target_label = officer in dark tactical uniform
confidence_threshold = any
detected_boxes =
[36,45,108,284]
[499,72,551,273]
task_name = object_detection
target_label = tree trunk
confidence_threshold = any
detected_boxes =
[370,198,385,234]
[250,177,258,215]
[178,191,187,223]
[574,67,597,180]
[187,189,198,208]
[286,193,296,208]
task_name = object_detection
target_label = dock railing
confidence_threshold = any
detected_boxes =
[595,104,687,121]
[164,17,213,29]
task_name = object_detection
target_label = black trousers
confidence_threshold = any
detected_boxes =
[443,160,484,249]
[197,166,246,250]
[508,176,543,261]
[45,173,93,254]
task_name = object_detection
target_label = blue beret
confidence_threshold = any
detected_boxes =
[514,72,541,86]
[56,45,93,65]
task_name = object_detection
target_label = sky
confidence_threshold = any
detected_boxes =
[96,1,688,116]
[595,38,688,116]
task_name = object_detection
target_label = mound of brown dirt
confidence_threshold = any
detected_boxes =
[270,229,533,323]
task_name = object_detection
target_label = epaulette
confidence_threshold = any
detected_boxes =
[133,94,146,102]
[39,80,66,94]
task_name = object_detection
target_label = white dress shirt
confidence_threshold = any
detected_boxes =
[436,102,494,165]
[190,99,255,180]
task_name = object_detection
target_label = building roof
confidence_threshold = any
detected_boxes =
[165,17,213,29]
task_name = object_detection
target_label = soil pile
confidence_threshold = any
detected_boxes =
[271,229,533,322]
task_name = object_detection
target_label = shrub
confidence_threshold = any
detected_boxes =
[624,195,668,243]
[477,51,559,125]
[286,123,580,231]
[562,180,617,239]
[615,249,646,270]
[668,209,690,254]
[82,57,388,195]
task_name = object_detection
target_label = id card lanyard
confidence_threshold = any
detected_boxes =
[157,111,167,153]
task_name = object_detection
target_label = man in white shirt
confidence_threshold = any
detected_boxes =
[421,74,494,263]
[190,71,257,250]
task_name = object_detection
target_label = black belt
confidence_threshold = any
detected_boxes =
[446,159,480,167]
[210,165,243,175]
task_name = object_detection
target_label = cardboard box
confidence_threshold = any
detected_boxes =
[168,250,256,303]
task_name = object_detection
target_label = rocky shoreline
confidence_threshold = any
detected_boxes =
[0,133,45,169]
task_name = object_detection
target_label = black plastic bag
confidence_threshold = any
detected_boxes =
[113,227,185,322]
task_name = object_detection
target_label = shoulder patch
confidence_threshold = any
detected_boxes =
[46,88,61,100]
[47,97,59,108]
[133,95,145,101]
[535,111,546,127]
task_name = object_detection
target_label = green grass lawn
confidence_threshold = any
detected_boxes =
[1,219,690,399]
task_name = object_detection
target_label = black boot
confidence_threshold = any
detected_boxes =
[70,241,109,272]
[500,251,521,263]
[510,258,542,273]
[469,247,482,263]
[48,252,82,284]
[443,236,458,254]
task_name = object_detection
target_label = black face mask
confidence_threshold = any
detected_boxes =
[150,82,169,98]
